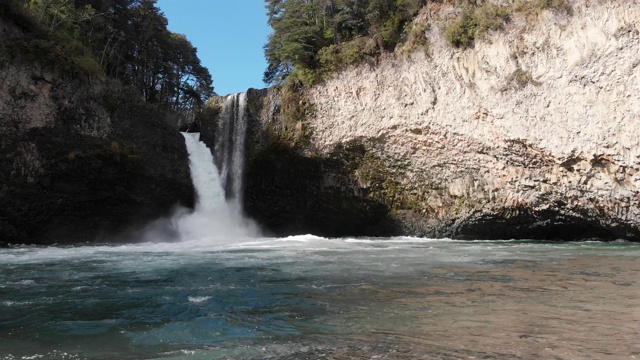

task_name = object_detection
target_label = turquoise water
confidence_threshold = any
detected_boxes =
[1,237,639,359]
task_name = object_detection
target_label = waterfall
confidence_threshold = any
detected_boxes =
[214,93,248,202]
[173,131,258,242]
[182,132,225,212]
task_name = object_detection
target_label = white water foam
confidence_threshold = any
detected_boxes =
[182,133,225,213]
[188,296,212,303]
[173,133,260,242]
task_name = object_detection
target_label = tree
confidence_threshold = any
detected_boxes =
[264,0,326,84]
[76,0,213,109]
[263,0,426,85]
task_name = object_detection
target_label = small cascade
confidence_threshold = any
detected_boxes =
[214,93,248,202]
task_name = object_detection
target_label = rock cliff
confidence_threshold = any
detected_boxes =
[0,19,195,245]
[240,0,640,240]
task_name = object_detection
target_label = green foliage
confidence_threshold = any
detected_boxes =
[289,67,323,88]
[24,0,97,37]
[109,141,141,164]
[399,20,429,56]
[280,79,314,145]
[445,3,510,48]
[381,13,403,46]
[513,68,537,87]
[264,0,427,85]
[72,55,103,79]
[1,0,213,112]
[445,0,573,49]
[264,0,428,139]
[543,0,573,15]
[474,4,510,38]
[318,38,367,74]
[444,9,476,48]
[205,98,223,118]
[66,141,142,170]
[10,37,104,80]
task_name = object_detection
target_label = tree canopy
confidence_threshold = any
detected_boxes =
[263,0,426,86]
[4,0,213,110]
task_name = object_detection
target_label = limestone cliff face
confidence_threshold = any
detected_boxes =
[244,0,640,240]
[0,19,195,244]
[305,0,640,239]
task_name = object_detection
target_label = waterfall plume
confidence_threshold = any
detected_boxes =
[137,93,256,243]
[170,131,258,242]
[214,93,248,203]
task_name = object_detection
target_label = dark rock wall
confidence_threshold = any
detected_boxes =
[0,22,194,245]
[244,142,398,237]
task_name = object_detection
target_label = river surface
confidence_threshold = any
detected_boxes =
[1,237,639,360]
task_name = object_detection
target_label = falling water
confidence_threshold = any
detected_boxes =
[182,132,225,212]
[214,93,248,202]
[175,132,258,241]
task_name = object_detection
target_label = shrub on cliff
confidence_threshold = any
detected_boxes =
[317,37,368,74]
[445,3,510,48]
[445,0,573,48]
[399,20,429,57]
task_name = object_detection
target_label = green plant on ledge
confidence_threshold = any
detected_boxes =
[445,4,511,48]
[399,20,430,57]
[445,0,573,49]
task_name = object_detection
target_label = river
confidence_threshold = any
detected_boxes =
[2,131,638,359]
[1,237,639,359]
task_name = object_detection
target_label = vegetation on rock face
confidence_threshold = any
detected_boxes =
[262,0,427,147]
[445,0,573,48]
[514,0,573,17]
[262,0,574,131]
[1,0,213,112]
[444,3,510,48]
[261,0,575,89]
[263,0,426,87]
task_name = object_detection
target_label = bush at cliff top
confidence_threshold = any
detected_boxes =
[318,38,367,75]
[445,4,510,48]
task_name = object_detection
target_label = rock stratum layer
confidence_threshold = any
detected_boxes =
[242,0,640,240]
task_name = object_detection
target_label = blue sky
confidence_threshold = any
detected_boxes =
[156,0,272,96]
